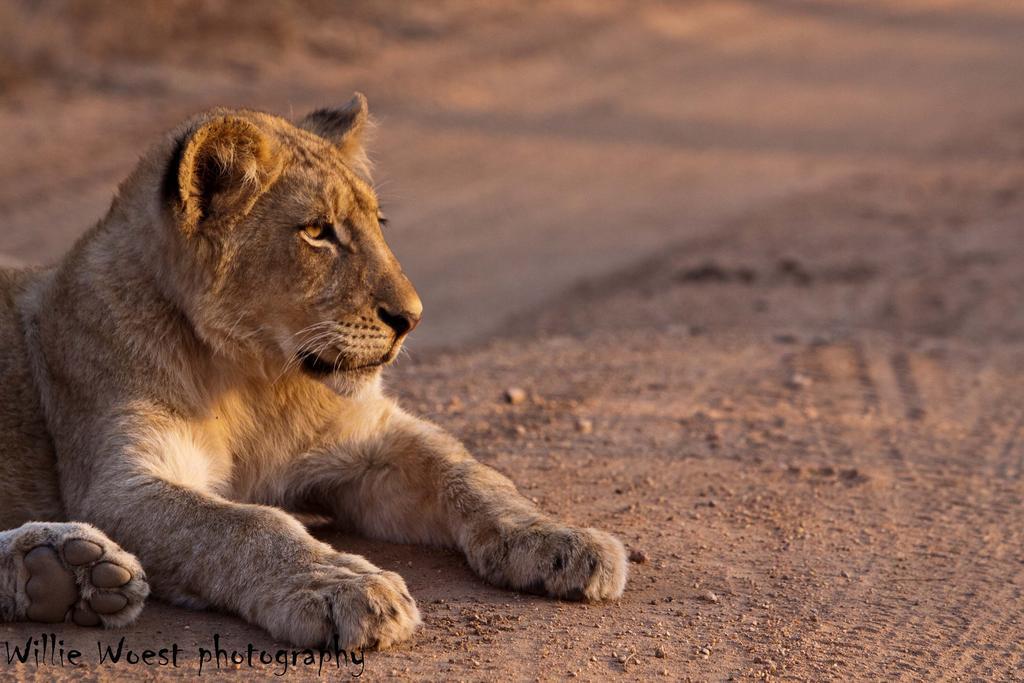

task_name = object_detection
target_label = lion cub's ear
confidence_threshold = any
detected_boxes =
[165,116,282,236]
[297,92,372,177]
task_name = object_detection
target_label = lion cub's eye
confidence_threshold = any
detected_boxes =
[302,224,329,241]
[298,221,355,253]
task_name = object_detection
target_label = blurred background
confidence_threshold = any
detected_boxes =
[2,0,1022,350]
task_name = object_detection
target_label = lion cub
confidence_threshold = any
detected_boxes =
[0,95,627,648]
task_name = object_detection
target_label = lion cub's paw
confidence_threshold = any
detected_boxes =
[10,522,149,627]
[499,525,628,602]
[266,561,421,650]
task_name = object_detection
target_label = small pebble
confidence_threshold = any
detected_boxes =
[504,387,527,405]
[785,373,812,390]
[575,418,593,434]
[655,647,666,659]
[701,590,719,604]
[628,549,649,564]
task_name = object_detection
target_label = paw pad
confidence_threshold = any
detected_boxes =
[63,539,103,566]
[13,523,149,628]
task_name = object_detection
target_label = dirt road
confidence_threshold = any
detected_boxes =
[1,1,1023,680]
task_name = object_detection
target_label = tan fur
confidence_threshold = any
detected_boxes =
[0,94,627,648]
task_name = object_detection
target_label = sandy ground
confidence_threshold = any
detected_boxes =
[1,1,1024,680]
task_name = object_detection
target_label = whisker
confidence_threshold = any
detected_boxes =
[272,322,343,385]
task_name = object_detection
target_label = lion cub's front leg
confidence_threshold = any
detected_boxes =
[435,457,628,602]
[292,410,628,601]
[66,422,419,649]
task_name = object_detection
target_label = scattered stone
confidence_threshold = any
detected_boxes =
[655,647,667,659]
[785,373,812,390]
[575,417,594,434]
[777,257,813,285]
[628,549,649,564]
[676,262,757,284]
[676,262,730,283]
[514,425,527,436]
[504,387,527,405]
[840,467,867,483]
[701,590,719,604]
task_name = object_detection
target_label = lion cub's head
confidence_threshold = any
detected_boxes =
[156,94,421,393]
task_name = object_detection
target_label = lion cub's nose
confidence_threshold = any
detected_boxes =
[377,306,421,337]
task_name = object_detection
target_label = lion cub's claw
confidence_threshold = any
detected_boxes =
[499,525,628,602]
[13,522,149,627]
[332,571,421,651]
[267,560,420,650]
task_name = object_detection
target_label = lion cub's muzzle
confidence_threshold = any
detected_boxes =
[376,305,420,338]
[374,270,423,340]
[297,301,422,377]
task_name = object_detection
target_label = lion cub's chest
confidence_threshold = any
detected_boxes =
[190,388,297,499]
[185,381,391,502]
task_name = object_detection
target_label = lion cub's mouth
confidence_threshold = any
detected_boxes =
[298,351,384,377]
